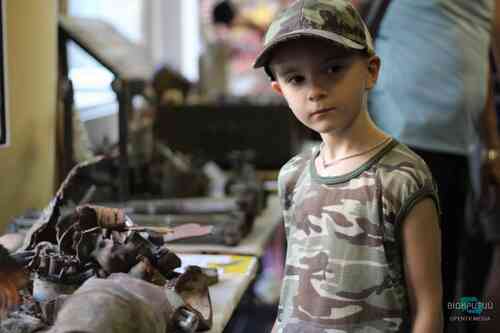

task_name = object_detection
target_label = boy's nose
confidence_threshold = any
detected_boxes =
[307,79,327,102]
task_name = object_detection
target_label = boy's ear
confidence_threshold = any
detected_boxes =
[366,55,381,90]
[270,81,284,96]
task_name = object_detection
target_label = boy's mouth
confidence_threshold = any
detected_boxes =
[311,107,336,116]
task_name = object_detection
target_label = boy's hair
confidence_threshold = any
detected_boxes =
[253,0,375,81]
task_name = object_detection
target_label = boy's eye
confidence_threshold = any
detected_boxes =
[326,65,343,74]
[286,75,304,85]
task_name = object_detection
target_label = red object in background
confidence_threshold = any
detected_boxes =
[0,279,20,318]
[0,245,27,318]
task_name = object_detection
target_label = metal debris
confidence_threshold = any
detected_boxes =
[166,266,213,331]
[1,159,217,332]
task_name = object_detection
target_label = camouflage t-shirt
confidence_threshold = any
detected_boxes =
[276,140,440,333]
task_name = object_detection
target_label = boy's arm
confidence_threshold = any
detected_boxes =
[482,66,500,187]
[270,320,278,333]
[402,198,443,333]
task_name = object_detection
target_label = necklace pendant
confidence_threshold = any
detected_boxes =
[320,137,392,169]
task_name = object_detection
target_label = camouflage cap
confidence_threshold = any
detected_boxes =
[253,0,375,69]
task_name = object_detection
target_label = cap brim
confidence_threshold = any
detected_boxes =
[253,29,366,69]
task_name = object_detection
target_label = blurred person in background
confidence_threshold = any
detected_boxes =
[200,0,291,99]
[368,0,500,331]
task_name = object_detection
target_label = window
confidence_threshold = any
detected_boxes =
[67,0,144,120]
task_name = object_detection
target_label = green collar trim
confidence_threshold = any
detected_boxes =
[309,139,399,185]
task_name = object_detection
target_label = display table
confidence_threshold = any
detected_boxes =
[178,254,258,333]
[4,195,283,257]
[167,195,282,257]
[1,196,280,332]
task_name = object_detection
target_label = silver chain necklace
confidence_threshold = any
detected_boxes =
[321,137,392,169]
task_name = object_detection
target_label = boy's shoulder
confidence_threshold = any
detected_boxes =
[276,144,317,204]
[376,142,439,219]
[278,144,317,184]
[377,142,432,177]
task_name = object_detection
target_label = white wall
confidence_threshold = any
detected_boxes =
[144,0,200,81]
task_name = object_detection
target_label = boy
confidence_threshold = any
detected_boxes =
[253,1,443,332]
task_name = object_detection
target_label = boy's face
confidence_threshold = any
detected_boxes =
[269,38,380,135]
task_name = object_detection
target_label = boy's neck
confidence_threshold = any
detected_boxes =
[319,110,387,160]
[314,109,390,177]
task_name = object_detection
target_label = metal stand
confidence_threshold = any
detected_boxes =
[112,78,131,201]
[58,26,75,178]
[58,25,135,201]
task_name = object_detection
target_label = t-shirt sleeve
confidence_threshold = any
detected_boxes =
[277,153,310,233]
[379,154,441,241]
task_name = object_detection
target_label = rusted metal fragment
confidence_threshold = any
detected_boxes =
[20,157,104,252]
[20,203,194,284]
[90,234,138,274]
[162,223,215,243]
[55,215,78,255]
[5,160,219,331]
[199,267,219,286]
[76,205,126,229]
[74,229,99,262]
[167,266,213,331]
[124,225,174,234]
[131,212,247,246]
[128,256,166,286]
[133,213,244,246]
[100,195,260,243]
[164,289,199,333]
[147,143,210,199]
[154,246,181,277]
[19,197,62,253]
[25,242,91,286]
[225,149,266,217]
[124,232,155,260]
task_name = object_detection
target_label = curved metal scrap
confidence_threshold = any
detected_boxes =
[20,157,105,252]
[166,265,213,331]
[77,205,127,229]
